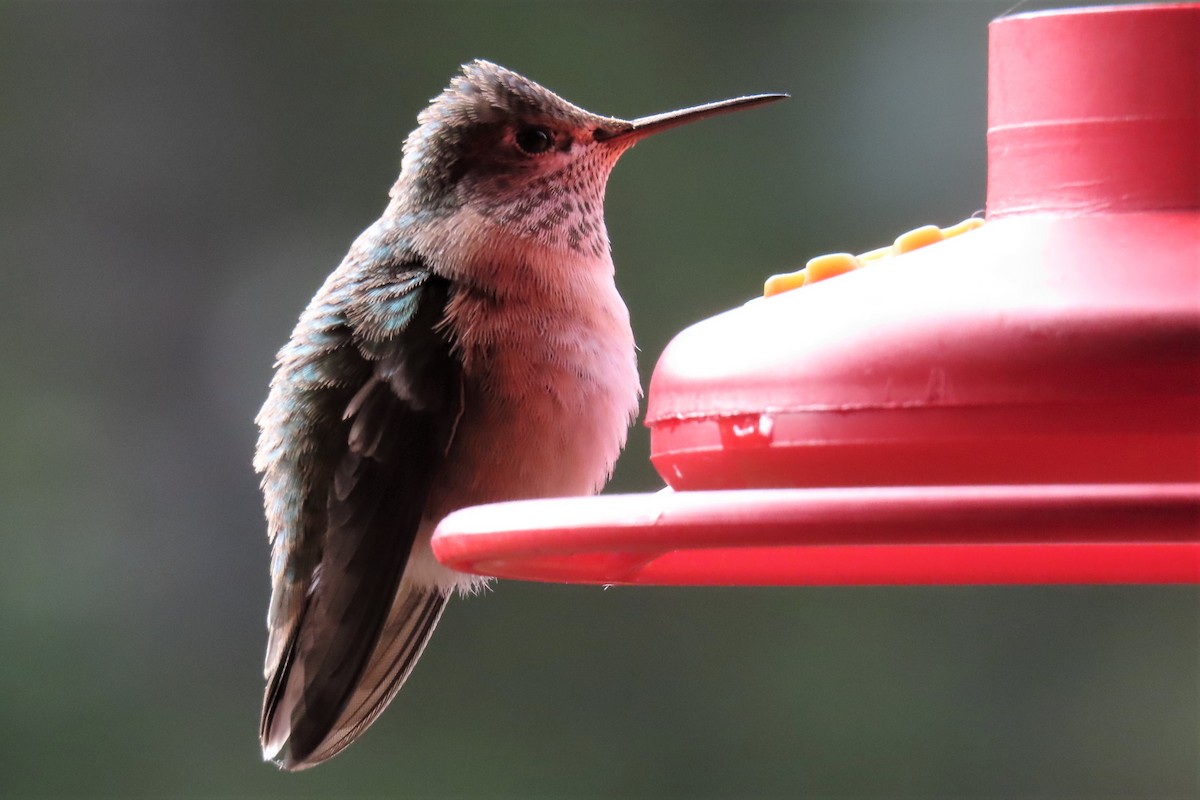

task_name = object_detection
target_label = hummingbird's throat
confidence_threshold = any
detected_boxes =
[468,155,614,257]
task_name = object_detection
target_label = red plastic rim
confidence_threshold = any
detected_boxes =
[432,484,1200,586]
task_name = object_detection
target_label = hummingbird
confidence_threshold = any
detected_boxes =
[254,59,785,770]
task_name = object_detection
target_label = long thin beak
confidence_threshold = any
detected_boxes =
[595,93,788,144]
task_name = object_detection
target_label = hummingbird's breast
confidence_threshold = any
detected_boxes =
[397,208,641,593]
[428,259,640,517]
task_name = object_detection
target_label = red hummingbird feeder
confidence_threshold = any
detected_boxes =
[433,3,1200,586]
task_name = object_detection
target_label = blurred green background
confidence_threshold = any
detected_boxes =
[2,1,1195,797]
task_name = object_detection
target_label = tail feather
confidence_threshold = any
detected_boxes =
[261,585,448,770]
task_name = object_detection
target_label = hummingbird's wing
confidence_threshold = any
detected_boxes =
[255,256,462,769]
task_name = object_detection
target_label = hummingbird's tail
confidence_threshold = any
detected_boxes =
[261,584,448,770]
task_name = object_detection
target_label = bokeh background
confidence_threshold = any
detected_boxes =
[2,1,1196,797]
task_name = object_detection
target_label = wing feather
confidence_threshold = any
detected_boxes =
[256,256,461,770]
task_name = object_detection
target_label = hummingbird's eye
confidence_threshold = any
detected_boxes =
[515,125,554,155]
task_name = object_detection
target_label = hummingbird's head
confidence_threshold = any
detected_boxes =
[394,60,785,255]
